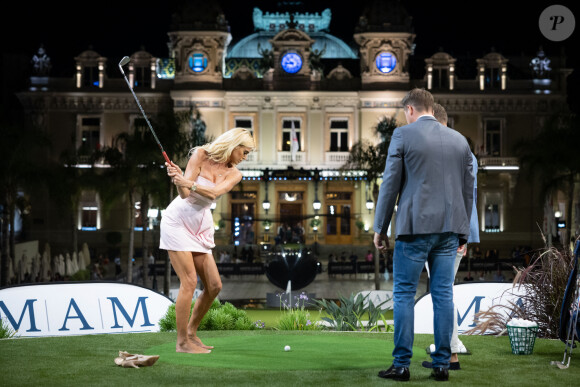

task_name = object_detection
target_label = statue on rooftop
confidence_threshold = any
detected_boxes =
[32,45,51,76]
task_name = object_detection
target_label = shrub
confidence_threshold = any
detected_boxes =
[466,243,574,339]
[315,292,390,332]
[274,292,322,331]
[158,299,256,331]
[70,269,90,281]
[0,318,17,339]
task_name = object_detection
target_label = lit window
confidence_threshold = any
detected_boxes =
[282,119,301,152]
[484,119,503,156]
[235,116,254,138]
[329,118,349,152]
[80,191,99,231]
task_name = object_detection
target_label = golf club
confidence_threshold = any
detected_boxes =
[118,56,171,164]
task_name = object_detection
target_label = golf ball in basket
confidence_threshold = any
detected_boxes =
[284,345,291,351]
[429,344,436,352]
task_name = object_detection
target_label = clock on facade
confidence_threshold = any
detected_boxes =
[188,52,208,73]
[281,52,303,74]
[375,52,397,73]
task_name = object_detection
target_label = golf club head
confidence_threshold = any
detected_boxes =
[118,56,130,74]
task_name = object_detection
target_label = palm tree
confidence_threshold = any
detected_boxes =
[515,109,580,247]
[0,119,50,286]
[46,150,97,276]
[342,115,399,289]
[96,127,165,284]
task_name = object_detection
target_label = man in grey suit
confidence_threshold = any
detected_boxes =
[374,88,474,382]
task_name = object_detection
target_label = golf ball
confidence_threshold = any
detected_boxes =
[429,344,436,352]
[284,345,291,351]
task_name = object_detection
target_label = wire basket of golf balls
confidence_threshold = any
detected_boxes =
[507,318,538,355]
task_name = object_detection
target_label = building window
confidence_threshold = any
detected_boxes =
[134,201,145,231]
[235,116,254,138]
[447,116,455,129]
[79,191,99,231]
[485,67,500,89]
[134,65,151,88]
[484,204,500,232]
[282,118,301,152]
[432,68,449,89]
[326,204,351,235]
[231,190,257,246]
[132,117,148,134]
[82,65,99,87]
[79,117,101,155]
[483,192,502,232]
[484,119,502,156]
[329,118,349,152]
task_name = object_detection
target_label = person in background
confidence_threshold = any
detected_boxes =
[423,103,480,371]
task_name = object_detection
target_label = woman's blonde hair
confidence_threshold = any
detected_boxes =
[191,128,255,163]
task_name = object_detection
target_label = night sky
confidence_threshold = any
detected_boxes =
[4,0,579,106]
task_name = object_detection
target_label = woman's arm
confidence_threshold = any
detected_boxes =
[166,150,243,200]
[193,170,243,200]
[166,149,203,199]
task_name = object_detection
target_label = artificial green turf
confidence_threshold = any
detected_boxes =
[147,332,397,369]
[1,331,579,386]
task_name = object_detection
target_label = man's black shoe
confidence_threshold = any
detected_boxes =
[378,365,410,381]
[430,367,449,381]
[422,361,460,370]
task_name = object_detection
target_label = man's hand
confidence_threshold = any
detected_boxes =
[374,232,389,251]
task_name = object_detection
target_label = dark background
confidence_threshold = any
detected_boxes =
[2,0,579,107]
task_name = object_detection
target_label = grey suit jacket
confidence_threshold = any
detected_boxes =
[373,115,474,245]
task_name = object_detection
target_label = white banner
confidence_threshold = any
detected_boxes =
[0,282,173,337]
[414,282,526,334]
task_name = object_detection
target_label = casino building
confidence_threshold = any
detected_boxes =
[15,1,572,260]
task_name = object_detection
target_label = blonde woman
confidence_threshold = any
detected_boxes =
[161,128,255,354]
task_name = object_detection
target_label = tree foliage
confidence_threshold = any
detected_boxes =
[514,109,580,242]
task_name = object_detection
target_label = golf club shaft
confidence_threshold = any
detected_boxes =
[119,64,170,164]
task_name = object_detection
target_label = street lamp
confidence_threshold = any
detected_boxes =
[366,198,374,213]
[313,168,321,212]
[262,168,270,214]
[365,180,374,213]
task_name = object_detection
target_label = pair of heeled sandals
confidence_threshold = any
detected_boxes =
[114,350,160,368]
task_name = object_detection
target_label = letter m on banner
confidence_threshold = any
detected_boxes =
[107,297,154,329]
[0,299,41,332]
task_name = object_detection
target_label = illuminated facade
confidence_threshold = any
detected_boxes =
[16,2,572,258]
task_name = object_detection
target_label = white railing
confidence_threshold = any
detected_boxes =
[478,157,519,170]
[478,156,519,166]
[325,152,350,166]
[277,151,305,164]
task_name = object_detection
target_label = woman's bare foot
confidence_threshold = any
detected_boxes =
[176,340,211,354]
[188,334,214,349]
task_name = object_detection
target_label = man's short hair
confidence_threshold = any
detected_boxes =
[433,103,448,126]
[401,88,434,113]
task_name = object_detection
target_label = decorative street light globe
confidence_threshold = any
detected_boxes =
[366,199,374,213]
[312,198,321,212]
[262,199,271,214]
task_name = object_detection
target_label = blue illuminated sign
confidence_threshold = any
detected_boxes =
[189,53,208,73]
[375,52,397,73]
[281,52,303,74]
